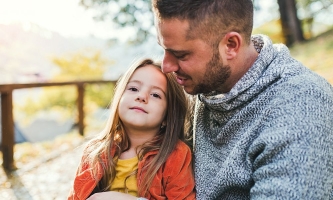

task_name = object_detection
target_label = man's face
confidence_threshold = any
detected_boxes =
[156,18,231,95]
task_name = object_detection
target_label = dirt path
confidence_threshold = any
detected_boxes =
[0,145,84,200]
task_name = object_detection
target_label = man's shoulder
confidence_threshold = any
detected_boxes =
[275,68,333,98]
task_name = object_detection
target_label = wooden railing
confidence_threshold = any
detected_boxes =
[0,80,116,170]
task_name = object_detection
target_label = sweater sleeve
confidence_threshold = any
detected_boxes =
[248,80,333,199]
[162,141,196,200]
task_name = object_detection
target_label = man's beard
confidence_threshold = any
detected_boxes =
[191,50,231,95]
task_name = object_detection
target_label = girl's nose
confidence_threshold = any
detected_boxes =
[136,92,148,103]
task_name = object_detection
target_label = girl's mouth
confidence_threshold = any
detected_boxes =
[130,106,147,113]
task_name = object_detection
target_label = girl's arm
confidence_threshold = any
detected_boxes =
[68,144,102,200]
[87,191,139,200]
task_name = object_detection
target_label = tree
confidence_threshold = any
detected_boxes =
[80,0,332,45]
[297,0,333,38]
[277,0,305,46]
[17,51,115,122]
[80,0,153,43]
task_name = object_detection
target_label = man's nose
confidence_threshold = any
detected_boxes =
[162,51,179,73]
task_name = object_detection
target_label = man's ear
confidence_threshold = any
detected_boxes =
[218,32,242,60]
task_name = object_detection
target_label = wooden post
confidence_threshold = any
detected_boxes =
[1,91,15,170]
[77,84,84,136]
[0,80,115,169]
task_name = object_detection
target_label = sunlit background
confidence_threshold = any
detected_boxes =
[1,0,332,83]
[0,0,332,159]
[0,0,333,199]
[0,0,115,39]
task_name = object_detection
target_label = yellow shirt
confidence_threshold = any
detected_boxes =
[110,156,139,197]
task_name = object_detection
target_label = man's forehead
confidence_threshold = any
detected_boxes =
[156,19,189,43]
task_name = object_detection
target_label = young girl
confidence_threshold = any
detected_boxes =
[68,58,195,200]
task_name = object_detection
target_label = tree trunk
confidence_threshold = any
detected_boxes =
[277,0,305,46]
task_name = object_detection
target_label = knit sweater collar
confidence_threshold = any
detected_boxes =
[198,34,287,111]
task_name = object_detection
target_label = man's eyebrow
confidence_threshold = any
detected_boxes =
[166,49,190,55]
[156,37,189,54]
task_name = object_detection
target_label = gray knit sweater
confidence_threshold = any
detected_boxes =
[193,35,333,199]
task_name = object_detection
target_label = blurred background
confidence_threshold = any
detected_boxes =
[0,0,333,199]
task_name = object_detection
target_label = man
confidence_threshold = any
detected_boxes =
[152,0,333,199]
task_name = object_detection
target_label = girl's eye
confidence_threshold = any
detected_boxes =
[151,93,161,99]
[128,87,138,92]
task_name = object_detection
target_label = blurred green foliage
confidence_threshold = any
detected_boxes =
[52,51,115,109]
[253,19,285,44]
[289,28,333,84]
[80,0,333,43]
[17,51,115,121]
[253,19,333,85]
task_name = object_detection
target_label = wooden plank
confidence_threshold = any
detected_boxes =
[0,80,115,92]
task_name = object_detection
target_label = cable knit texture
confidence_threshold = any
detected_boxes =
[193,35,333,199]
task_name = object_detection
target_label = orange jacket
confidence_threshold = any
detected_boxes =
[68,140,196,200]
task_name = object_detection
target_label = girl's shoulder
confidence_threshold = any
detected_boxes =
[174,140,192,152]
[166,140,193,163]
[162,140,193,176]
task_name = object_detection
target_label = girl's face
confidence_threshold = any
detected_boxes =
[118,65,168,133]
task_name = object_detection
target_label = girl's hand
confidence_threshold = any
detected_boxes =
[87,191,138,200]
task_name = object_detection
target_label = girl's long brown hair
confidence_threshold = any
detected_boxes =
[79,58,189,196]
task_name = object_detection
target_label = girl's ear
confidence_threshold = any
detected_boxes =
[218,32,242,60]
[161,121,167,129]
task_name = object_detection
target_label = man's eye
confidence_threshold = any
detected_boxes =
[175,54,186,59]
[151,93,161,99]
